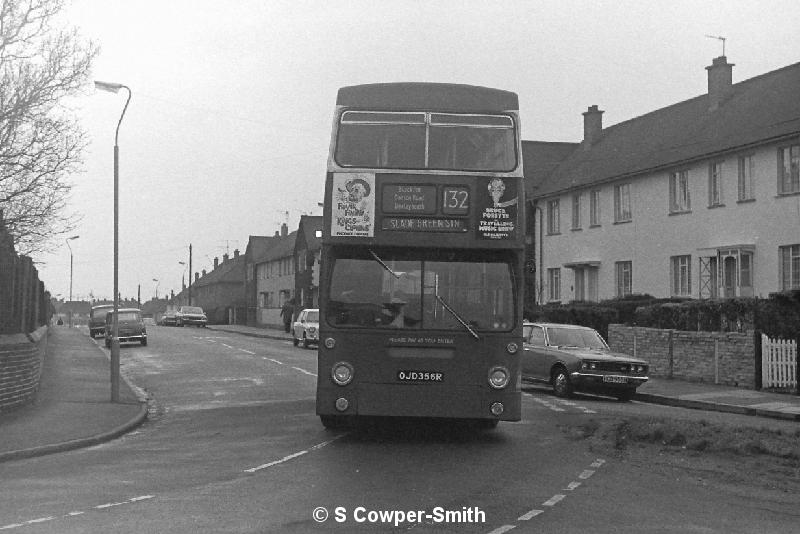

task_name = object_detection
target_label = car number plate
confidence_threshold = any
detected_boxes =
[397,370,444,382]
[603,376,627,384]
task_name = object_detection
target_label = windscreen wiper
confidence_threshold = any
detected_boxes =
[368,249,401,279]
[435,294,479,340]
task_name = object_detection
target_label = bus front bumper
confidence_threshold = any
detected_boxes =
[317,383,521,421]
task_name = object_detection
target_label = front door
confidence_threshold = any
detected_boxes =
[723,256,737,298]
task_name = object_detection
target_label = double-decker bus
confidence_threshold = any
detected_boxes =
[317,83,524,429]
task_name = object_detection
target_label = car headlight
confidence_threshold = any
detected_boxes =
[488,366,510,389]
[331,362,354,386]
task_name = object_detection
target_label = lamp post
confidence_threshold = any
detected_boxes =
[152,278,159,300]
[65,235,80,302]
[95,79,131,403]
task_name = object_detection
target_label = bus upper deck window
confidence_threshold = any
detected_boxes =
[428,113,516,172]
[335,111,426,169]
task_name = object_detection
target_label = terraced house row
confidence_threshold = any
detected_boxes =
[524,55,800,305]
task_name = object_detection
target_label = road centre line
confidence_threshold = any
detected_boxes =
[244,435,345,473]
[266,358,283,365]
[517,509,544,520]
[486,526,517,534]
[239,348,255,354]
[0,496,155,531]
[292,366,317,377]
[542,494,566,506]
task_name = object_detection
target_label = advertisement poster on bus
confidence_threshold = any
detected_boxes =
[331,172,375,237]
[477,177,517,240]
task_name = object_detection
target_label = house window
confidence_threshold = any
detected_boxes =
[669,170,690,212]
[779,244,800,290]
[297,251,306,272]
[708,161,724,207]
[738,155,755,201]
[547,199,560,234]
[547,268,561,301]
[615,261,632,297]
[571,193,581,230]
[614,183,631,222]
[778,143,800,194]
[671,255,692,296]
[589,189,601,226]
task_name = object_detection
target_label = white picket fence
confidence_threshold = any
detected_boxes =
[761,334,797,389]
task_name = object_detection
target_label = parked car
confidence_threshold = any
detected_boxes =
[161,309,177,326]
[292,308,319,348]
[521,322,648,401]
[175,306,207,327]
[89,304,114,338]
[104,308,147,347]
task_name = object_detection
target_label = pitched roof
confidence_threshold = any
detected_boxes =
[194,254,245,287]
[297,215,323,251]
[245,235,275,263]
[531,60,800,197]
[259,231,297,263]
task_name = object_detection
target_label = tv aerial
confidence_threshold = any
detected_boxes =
[705,34,727,56]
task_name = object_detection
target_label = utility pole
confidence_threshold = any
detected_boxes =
[188,244,193,305]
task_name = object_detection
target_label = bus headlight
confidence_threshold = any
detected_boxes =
[331,361,354,386]
[488,366,510,389]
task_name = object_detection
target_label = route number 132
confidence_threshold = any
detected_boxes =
[443,187,469,215]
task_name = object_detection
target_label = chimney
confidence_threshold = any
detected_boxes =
[223,253,229,262]
[234,248,240,258]
[582,105,604,146]
[274,230,279,237]
[281,223,288,237]
[214,257,219,269]
[706,56,734,111]
[202,269,206,277]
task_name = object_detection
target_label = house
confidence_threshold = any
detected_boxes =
[244,235,275,326]
[250,224,296,328]
[293,215,323,313]
[526,56,800,305]
[174,250,246,324]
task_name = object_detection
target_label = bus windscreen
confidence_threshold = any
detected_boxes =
[327,249,514,332]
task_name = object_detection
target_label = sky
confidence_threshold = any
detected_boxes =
[34,0,800,302]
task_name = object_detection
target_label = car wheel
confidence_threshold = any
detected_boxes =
[293,335,299,346]
[552,366,573,398]
[615,389,635,402]
[141,338,147,346]
[303,335,310,349]
[105,338,111,348]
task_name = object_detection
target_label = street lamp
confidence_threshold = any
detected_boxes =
[152,278,159,300]
[65,235,80,301]
[65,235,79,327]
[95,79,131,403]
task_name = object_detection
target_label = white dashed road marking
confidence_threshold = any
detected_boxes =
[244,435,345,473]
[493,458,605,533]
[292,366,316,377]
[0,496,154,531]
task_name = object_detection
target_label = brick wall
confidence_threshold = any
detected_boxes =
[607,324,755,388]
[0,326,48,412]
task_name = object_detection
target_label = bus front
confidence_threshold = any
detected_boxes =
[317,83,524,429]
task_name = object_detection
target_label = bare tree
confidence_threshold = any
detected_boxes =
[0,0,98,255]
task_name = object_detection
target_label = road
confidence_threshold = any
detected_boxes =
[1,326,798,533]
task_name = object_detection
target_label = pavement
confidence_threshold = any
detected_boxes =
[1,324,798,464]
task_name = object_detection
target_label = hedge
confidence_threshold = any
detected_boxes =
[527,291,800,340]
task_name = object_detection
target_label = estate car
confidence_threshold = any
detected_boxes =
[521,322,648,401]
[175,306,207,327]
